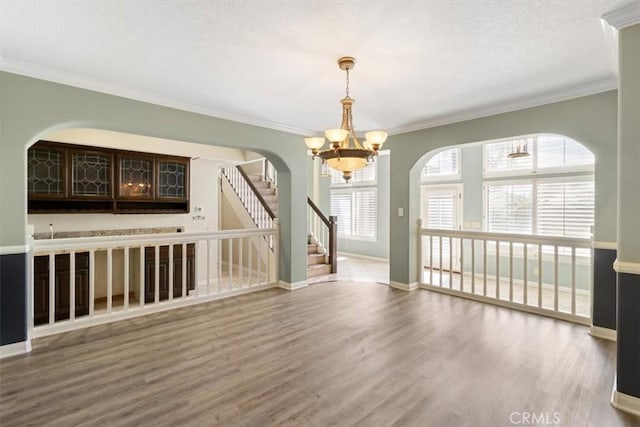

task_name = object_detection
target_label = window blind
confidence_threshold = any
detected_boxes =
[536,181,594,238]
[423,148,459,178]
[485,184,533,234]
[537,135,594,169]
[426,194,455,230]
[330,189,377,240]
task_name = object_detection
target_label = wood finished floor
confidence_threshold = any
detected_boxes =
[1,281,638,427]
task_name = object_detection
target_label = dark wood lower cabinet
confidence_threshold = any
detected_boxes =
[144,244,195,303]
[34,253,90,326]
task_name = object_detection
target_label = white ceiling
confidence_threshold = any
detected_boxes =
[0,0,630,135]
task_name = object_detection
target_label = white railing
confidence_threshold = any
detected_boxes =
[30,226,278,337]
[264,158,277,187]
[221,166,274,231]
[418,220,592,325]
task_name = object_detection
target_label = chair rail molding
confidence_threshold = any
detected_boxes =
[613,259,640,275]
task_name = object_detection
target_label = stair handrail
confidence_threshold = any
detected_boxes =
[236,165,277,220]
[307,197,338,273]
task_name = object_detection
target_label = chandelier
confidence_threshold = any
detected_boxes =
[507,138,530,158]
[305,56,387,182]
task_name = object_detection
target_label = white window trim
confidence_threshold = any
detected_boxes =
[422,148,461,183]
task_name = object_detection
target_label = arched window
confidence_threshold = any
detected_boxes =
[483,135,594,238]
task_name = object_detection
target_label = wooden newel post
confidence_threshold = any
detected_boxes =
[329,215,338,273]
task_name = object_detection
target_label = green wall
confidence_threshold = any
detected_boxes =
[387,90,618,285]
[311,153,390,259]
[0,71,308,284]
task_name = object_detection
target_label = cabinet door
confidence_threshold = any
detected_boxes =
[171,243,196,297]
[54,253,90,321]
[117,154,154,200]
[70,149,113,199]
[33,256,51,325]
[34,253,90,324]
[157,158,189,200]
[28,144,67,198]
[145,247,170,303]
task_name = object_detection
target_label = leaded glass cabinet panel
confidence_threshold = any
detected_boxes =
[158,159,189,200]
[117,154,154,199]
[28,145,66,197]
[71,150,112,197]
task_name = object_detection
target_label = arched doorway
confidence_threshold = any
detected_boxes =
[417,134,595,323]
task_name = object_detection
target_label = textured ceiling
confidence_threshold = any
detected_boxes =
[0,0,628,135]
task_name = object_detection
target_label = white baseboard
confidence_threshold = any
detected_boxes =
[589,325,617,341]
[0,340,31,359]
[611,377,640,416]
[337,251,389,263]
[388,281,418,291]
[279,280,308,291]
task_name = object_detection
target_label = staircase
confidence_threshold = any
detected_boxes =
[307,198,337,278]
[307,235,332,277]
[246,173,278,217]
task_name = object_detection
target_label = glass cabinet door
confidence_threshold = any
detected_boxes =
[71,151,112,197]
[118,155,153,199]
[28,146,66,197]
[158,159,189,199]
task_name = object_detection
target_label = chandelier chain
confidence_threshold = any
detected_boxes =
[345,68,350,98]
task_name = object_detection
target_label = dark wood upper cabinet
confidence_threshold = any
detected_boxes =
[28,141,190,214]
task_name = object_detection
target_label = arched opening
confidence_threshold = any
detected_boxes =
[417,134,595,321]
[26,127,286,336]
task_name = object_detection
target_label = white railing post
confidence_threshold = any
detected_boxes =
[69,251,75,321]
[417,219,423,285]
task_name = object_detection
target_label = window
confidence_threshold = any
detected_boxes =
[485,183,533,234]
[484,135,594,176]
[423,148,460,180]
[329,162,377,240]
[536,180,594,238]
[330,163,376,184]
[330,189,377,240]
[483,135,594,238]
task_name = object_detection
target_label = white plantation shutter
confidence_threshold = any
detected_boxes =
[426,194,455,229]
[352,189,377,238]
[537,181,594,238]
[537,136,594,170]
[330,192,351,236]
[330,189,377,239]
[424,192,456,268]
[485,184,533,234]
[424,149,459,179]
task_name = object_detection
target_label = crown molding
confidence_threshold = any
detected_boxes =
[0,57,312,136]
[602,2,640,30]
[388,78,618,135]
